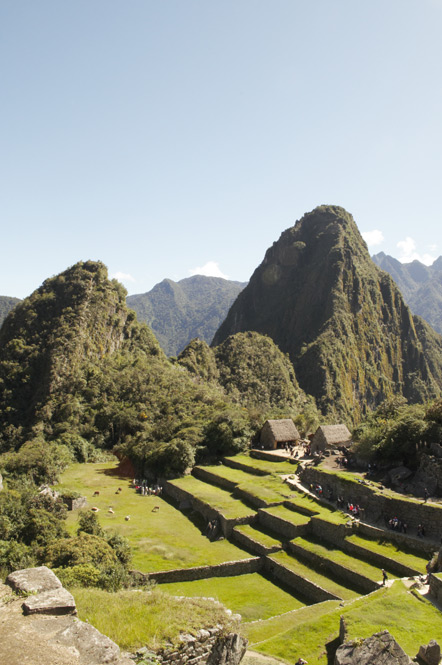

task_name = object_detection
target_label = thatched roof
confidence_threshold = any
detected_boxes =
[262,419,300,442]
[312,424,352,447]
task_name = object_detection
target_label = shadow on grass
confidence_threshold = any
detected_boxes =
[326,636,340,665]
[100,457,135,480]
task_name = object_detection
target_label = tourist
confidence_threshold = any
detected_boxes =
[382,569,388,586]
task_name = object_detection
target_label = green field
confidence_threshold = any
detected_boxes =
[234,524,283,550]
[247,582,442,665]
[224,454,298,476]
[159,573,305,622]
[58,463,250,572]
[345,533,429,573]
[169,475,257,519]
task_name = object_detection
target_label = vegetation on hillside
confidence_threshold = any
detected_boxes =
[213,206,442,423]
[0,296,20,329]
[127,275,246,356]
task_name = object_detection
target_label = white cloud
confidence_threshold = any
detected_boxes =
[396,237,436,266]
[189,261,229,279]
[362,230,384,247]
[111,271,136,283]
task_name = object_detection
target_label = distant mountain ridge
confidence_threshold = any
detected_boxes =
[127,275,247,356]
[372,252,442,335]
[0,296,20,328]
[213,205,442,422]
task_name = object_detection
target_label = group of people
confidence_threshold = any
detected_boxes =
[387,516,408,533]
[133,479,163,496]
[204,518,220,541]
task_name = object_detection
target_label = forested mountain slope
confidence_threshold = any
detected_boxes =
[213,206,442,422]
[0,296,20,328]
[373,252,442,335]
[127,275,246,356]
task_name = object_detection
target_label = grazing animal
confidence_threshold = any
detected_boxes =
[115,490,120,494]
[91,506,99,512]
[124,515,130,521]
[93,490,100,496]
[108,508,114,514]
[118,487,123,492]
[152,506,160,512]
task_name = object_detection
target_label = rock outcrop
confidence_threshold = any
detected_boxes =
[334,630,413,665]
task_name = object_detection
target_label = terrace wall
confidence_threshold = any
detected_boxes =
[286,540,379,594]
[258,508,309,539]
[133,557,262,585]
[231,527,282,556]
[429,573,442,604]
[163,480,255,537]
[222,457,269,476]
[301,466,442,542]
[192,466,237,492]
[343,538,422,576]
[263,556,341,603]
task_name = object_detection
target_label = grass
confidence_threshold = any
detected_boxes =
[224,454,298,476]
[260,504,312,527]
[57,463,251,572]
[159,573,305,622]
[291,536,391,582]
[247,582,440,665]
[345,533,429,573]
[169,475,257,519]
[268,552,360,601]
[197,464,296,505]
[72,586,233,651]
[243,600,341,644]
[234,524,283,550]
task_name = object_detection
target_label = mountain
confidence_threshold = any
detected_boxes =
[372,252,442,335]
[0,261,252,475]
[0,296,20,328]
[213,205,442,422]
[127,275,247,357]
[178,332,319,432]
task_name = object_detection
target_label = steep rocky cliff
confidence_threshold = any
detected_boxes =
[213,206,442,422]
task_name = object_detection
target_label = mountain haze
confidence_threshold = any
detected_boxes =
[0,296,20,328]
[213,205,442,422]
[127,275,246,356]
[372,252,442,335]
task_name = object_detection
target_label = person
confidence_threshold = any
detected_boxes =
[381,569,388,586]
[424,488,429,502]
[296,659,308,665]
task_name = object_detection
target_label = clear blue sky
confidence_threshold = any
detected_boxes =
[2,0,442,298]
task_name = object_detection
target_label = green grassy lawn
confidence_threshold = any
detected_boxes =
[269,552,360,601]
[260,505,312,527]
[345,533,429,573]
[224,454,298,476]
[243,600,341,645]
[72,586,233,651]
[234,524,283,550]
[344,582,442,655]
[247,582,439,665]
[159,573,305,622]
[198,464,295,505]
[291,536,390,582]
[169,475,257,519]
[57,463,250,572]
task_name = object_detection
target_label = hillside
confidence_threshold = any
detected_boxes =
[178,332,319,431]
[213,206,442,422]
[0,296,20,328]
[0,261,252,475]
[373,252,442,334]
[127,275,246,356]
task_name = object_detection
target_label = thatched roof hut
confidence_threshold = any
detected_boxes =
[260,419,301,450]
[311,424,352,454]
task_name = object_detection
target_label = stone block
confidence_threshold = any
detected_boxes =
[22,587,76,616]
[6,566,62,594]
[335,630,412,665]
[418,640,441,665]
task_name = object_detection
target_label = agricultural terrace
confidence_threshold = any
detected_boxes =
[58,454,441,664]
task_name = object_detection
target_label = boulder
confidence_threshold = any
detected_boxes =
[6,566,62,594]
[206,633,248,665]
[334,630,412,665]
[417,640,441,665]
[22,587,76,616]
[54,619,131,664]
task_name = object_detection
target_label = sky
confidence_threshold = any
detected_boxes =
[2,0,442,299]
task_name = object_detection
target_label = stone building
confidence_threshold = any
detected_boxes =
[260,419,300,450]
[310,424,352,454]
